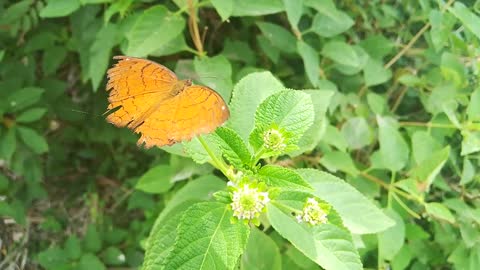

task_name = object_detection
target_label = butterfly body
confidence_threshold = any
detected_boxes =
[105,56,229,148]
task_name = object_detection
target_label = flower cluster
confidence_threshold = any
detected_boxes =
[230,184,270,220]
[296,197,328,226]
[263,128,286,151]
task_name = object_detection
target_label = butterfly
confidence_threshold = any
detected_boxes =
[105,56,229,148]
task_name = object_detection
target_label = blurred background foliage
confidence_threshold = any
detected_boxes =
[1,0,480,269]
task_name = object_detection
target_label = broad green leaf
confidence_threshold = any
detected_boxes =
[182,134,222,164]
[0,128,16,162]
[440,52,466,87]
[267,203,362,270]
[0,0,34,24]
[363,58,391,86]
[460,158,475,185]
[378,209,405,261]
[64,235,82,260]
[322,41,362,68]
[17,126,48,154]
[101,246,125,266]
[127,5,185,57]
[194,55,233,101]
[282,0,303,29]
[249,90,314,154]
[410,146,450,191]
[366,92,387,115]
[341,117,372,150]
[43,46,67,76]
[163,202,250,270]
[0,174,8,193]
[214,127,252,168]
[231,0,284,16]
[78,253,106,270]
[212,0,233,21]
[320,151,359,176]
[89,23,120,91]
[257,22,297,53]
[257,35,280,63]
[84,224,102,253]
[467,88,480,121]
[40,0,80,18]
[241,228,281,270]
[377,116,409,171]
[258,165,312,190]
[298,169,395,234]
[291,89,334,156]
[135,165,174,194]
[322,125,348,152]
[37,247,69,269]
[426,84,457,115]
[228,72,284,141]
[461,131,480,156]
[311,8,354,37]
[104,0,134,22]
[142,175,225,270]
[297,40,319,87]
[7,87,44,112]
[449,2,480,41]
[359,34,394,60]
[425,202,455,223]
[411,131,441,164]
[16,108,47,123]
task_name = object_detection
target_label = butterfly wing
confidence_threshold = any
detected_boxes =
[105,56,178,128]
[135,85,230,148]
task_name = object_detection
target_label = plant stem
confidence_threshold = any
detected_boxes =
[251,146,267,167]
[387,171,396,208]
[197,136,228,176]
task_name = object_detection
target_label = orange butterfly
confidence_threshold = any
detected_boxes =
[105,56,229,148]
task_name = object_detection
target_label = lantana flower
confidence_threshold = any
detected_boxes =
[296,197,328,226]
[230,183,270,221]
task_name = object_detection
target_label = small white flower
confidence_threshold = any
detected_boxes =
[263,128,286,151]
[296,197,328,226]
[231,184,270,220]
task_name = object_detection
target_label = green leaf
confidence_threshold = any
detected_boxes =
[89,23,120,91]
[127,5,185,57]
[142,175,226,270]
[257,35,280,63]
[297,169,395,234]
[194,55,233,101]
[377,116,409,171]
[16,108,47,123]
[182,134,221,164]
[37,247,69,269]
[43,46,67,75]
[250,90,314,153]
[213,127,252,168]
[0,128,16,162]
[367,92,387,115]
[410,146,450,191]
[282,0,303,29]
[241,228,281,270]
[40,0,80,18]
[135,165,174,194]
[425,202,455,223]
[440,52,466,87]
[341,117,372,150]
[291,89,334,156]
[78,253,106,270]
[411,131,441,164]
[228,72,284,141]
[297,40,319,87]
[460,157,475,185]
[17,126,48,154]
[0,0,34,24]
[320,150,359,176]
[322,41,363,69]
[363,58,392,86]
[231,0,284,16]
[211,0,233,21]
[84,224,102,253]
[359,34,394,60]
[378,209,405,261]
[267,203,362,270]
[258,165,312,190]
[311,8,354,37]
[449,2,480,41]
[7,87,44,112]
[461,131,480,156]
[64,235,82,260]
[467,88,480,121]
[101,246,126,266]
[256,22,297,53]
[163,202,250,270]
[323,125,348,152]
